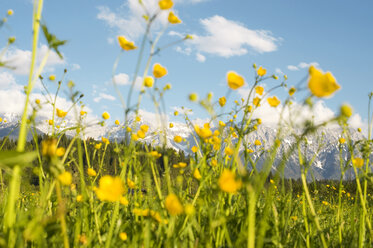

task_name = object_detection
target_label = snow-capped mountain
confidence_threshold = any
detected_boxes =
[0,116,369,180]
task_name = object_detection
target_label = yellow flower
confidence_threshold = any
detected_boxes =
[270,179,275,184]
[339,138,346,144]
[219,121,226,127]
[227,71,244,90]
[165,193,184,215]
[174,135,183,143]
[101,137,110,145]
[113,120,119,125]
[308,66,340,98]
[247,149,254,153]
[95,143,102,149]
[102,112,110,120]
[80,110,87,116]
[254,140,262,146]
[159,0,173,10]
[143,76,154,87]
[137,130,146,139]
[56,147,65,157]
[257,66,267,77]
[76,195,83,202]
[189,93,198,102]
[267,96,281,107]
[58,171,72,186]
[291,216,298,221]
[193,168,202,180]
[288,87,296,96]
[35,99,40,104]
[173,162,187,168]
[169,123,174,128]
[164,83,172,90]
[194,124,212,139]
[225,147,234,156]
[150,151,162,158]
[219,96,226,107]
[127,178,136,189]
[49,74,56,81]
[184,204,195,216]
[185,34,193,40]
[191,146,198,153]
[41,139,57,157]
[126,127,132,132]
[56,108,67,118]
[168,11,181,24]
[7,9,13,16]
[340,104,353,118]
[135,116,141,122]
[153,63,167,78]
[255,86,264,96]
[119,232,128,241]
[132,134,139,141]
[87,168,97,177]
[120,196,129,206]
[218,169,242,194]
[352,157,364,168]
[95,176,124,202]
[211,159,218,167]
[140,124,149,133]
[253,97,261,107]
[322,201,329,206]
[174,111,179,116]
[358,128,362,132]
[118,36,137,51]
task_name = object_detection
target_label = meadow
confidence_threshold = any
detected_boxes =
[1,1,373,247]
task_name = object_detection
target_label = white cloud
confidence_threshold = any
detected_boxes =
[175,46,192,55]
[196,53,206,62]
[2,45,65,75]
[94,93,116,103]
[113,73,130,85]
[71,63,81,71]
[168,31,184,38]
[189,15,279,58]
[287,62,319,71]
[172,106,193,116]
[97,0,170,41]
[275,68,284,75]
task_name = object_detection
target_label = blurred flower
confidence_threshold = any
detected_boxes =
[168,11,181,24]
[56,147,65,157]
[267,96,280,107]
[173,162,187,168]
[140,124,149,133]
[254,140,261,146]
[119,232,127,241]
[169,123,174,128]
[218,169,242,193]
[255,86,264,95]
[339,138,346,144]
[159,0,173,10]
[219,96,226,107]
[143,76,154,87]
[193,168,202,180]
[224,147,234,156]
[87,168,97,177]
[101,137,110,145]
[80,110,87,116]
[174,111,179,116]
[150,151,162,158]
[253,97,260,107]
[95,176,124,202]
[76,195,83,202]
[257,66,267,77]
[115,120,120,125]
[127,178,136,189]
[308,66,340,98]
[41,139,57,157]
[165,193,183,215]
[219,121,226,127]
[340,104,353,118]
[189,93,198,102]
[174,135,183,143]
[7,9,13,16]
[58,171,72,186]
[94,143,102,149]
[137,130,146,139]
[56,108,67,118]
[153,63,167,78]
[35,99,40,104]
[102,112,110,120]
[118,36,137,51]
[227,71,244,90]
[288,87,296,96]
[191,146,198,153]
[195,124,212,139]
[49,75,56,81]
[120,196,129,206]
[352,157,364,168]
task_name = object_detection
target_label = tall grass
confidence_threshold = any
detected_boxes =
[0,1,373,247]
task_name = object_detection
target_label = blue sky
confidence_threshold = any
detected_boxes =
[0,0,372,132]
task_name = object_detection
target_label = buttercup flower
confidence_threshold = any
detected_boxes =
[35,99,40,104]
[194,124,212,139]
[218,169,242,193]
[159,0,173,10]
[127,178,136,189]
[7,9,13,16]
[255,86,264,96]
[189,93,198,102]
[267,96,280,107]
[165,193,183,215]
[58,171,72,186]
[95,176,124,202]
[253,97,261,107]
[119,232,128,241]
[225,147,234,156]
[168,11,181,24]
[340,104,353,118]
[115,120,120,125]
[153,63,167,78]
[352,157,364,168]
[289,87,296,96]
[87,168,97,177]
[56,147,65,157]
[102,112,110,120]
[219,96,226,107]
[193,168,202,180]
[227,71,244,90]
[143,76,154,88]
[56,108,67,118]
[169,123,174,128]
[118,36,137,51]
[254,140,262,146]
[191,146,198,153]
[308,66,340,98]
[140,124,149,133]
[49,75,56,81]
[339,138,346,144]
[257,66,267,77]
[174,135,183,143]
